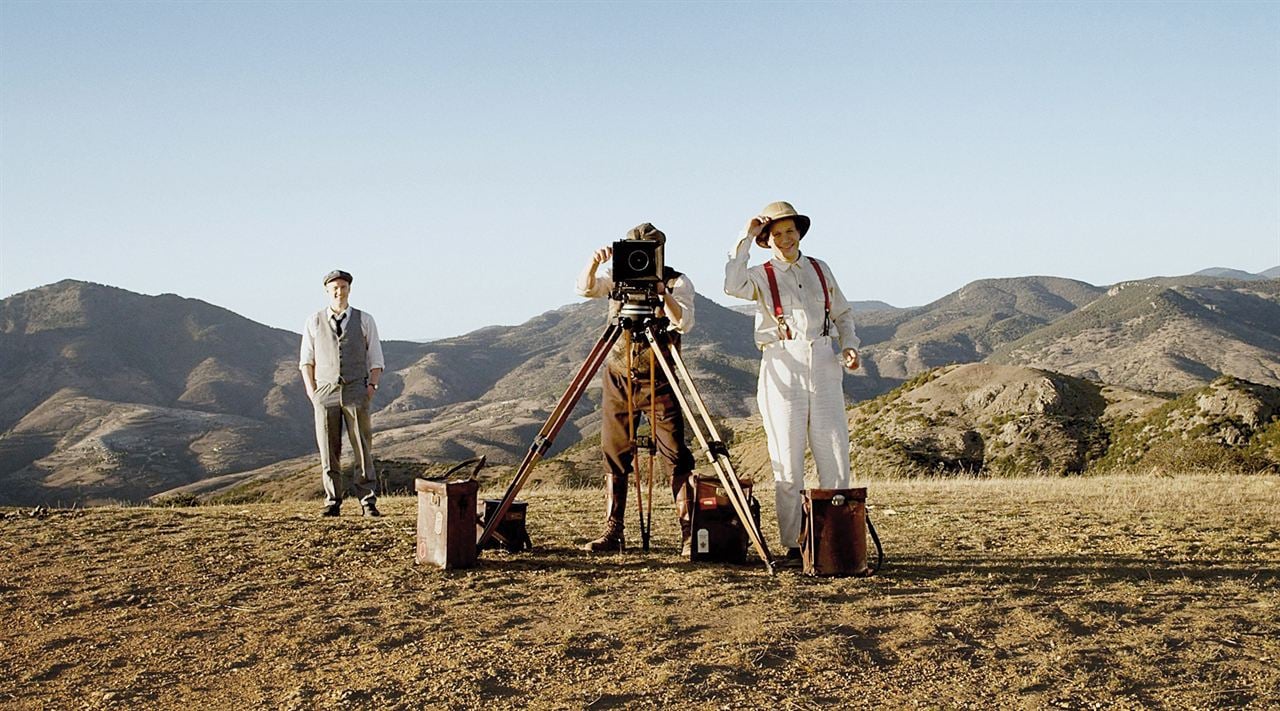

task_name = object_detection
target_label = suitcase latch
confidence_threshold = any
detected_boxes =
[832,494,846,506]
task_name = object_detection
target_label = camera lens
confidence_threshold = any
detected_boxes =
[627,251,650,272]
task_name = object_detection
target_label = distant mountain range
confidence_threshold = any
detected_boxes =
[1194,266,1280,281]
[2,267,1277,505]
[991,277,1280,393]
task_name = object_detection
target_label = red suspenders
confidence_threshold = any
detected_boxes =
[762,261,791,340]
[808,256,832,336]
[763,257,831,340]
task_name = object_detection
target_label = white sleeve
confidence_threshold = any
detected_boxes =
[822,263,860,351]
[362,312,386,371]
[668,274,696,334]
[299,315,316,367]
[577,269,614,299]
[724,232,758,301]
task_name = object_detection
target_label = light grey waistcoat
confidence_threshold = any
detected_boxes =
[314,308,368,397]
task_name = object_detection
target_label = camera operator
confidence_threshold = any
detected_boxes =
[575,223,697,553]
[724,201,860,564]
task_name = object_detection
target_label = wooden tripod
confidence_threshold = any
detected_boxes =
[476,308,775,573]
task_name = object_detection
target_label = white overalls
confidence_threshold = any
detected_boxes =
[725,235,860,548]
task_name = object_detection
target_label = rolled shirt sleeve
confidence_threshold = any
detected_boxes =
[362,312,385,371]
[667,274,696,334]
[576,269,614,299]
[822,265,861,351]
[299,314,317,367]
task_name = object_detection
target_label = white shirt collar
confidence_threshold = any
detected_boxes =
[769,252,803,271]
[328,306,351,320]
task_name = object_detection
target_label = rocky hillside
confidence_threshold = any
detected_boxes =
[368,291,761,468]
[1096,376,1280,472]
[844,364,1122,476]
[990,278,1280,393]
[840,364,1278,477]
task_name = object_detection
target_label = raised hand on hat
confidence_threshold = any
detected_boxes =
[746,215,771,241]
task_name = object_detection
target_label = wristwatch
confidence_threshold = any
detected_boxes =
[370,383,379,390]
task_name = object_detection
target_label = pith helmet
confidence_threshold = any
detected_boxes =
[755,201,811,248]
[626,222,666,245]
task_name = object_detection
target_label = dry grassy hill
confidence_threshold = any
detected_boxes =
[991,278,1280,393]
[4,473,1277,708]
[848,276,1105,398]
[0,281,315,505]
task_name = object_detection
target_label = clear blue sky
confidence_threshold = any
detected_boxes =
[3,1,1277,340]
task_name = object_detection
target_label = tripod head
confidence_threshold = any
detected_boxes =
[611,287,668,336]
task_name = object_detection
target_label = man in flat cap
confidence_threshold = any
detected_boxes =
[300,270,385,517]
[724,202,860,561]
[576,223,697,553]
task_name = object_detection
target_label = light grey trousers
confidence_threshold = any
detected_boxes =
[313,383,377,507]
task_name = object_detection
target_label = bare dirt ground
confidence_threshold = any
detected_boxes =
[2,473,1277,710]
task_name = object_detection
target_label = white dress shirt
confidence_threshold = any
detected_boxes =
[724,232,859,350]
[299,306,386,370]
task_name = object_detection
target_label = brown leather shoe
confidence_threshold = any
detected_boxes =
[583,520,625,552]
[584,535,623,552]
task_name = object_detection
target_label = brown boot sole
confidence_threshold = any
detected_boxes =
[582,539,625,553]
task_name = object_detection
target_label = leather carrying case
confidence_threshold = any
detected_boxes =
[800,487,879,577]
[689,474,760,564]
[478,498,532,553]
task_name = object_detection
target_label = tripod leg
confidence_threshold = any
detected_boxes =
[642,325,775,573]
[624,336,649,552]
[478,322,623,548]
[644,348,656,551]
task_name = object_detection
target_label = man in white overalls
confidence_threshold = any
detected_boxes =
[724,201,861,561]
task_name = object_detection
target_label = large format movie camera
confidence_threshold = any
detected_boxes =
[610,238,664,316]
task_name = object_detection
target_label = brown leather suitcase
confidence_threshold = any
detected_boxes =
[415,477,479,569]
[800,488,875,576]
[478,498,532,552]
[689,474,760,564]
